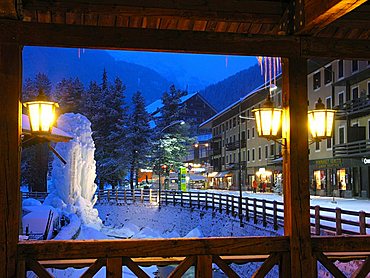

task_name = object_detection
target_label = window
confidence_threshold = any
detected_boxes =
[226,155,228,164]
[247,149,250,162]
[352,87,359,100]
[252,127,255,138]
[313,72,321,90]
[247,129,250,139]
[352,60,359,72]
[230,154,232,163]
[233,117,236,127]
[226,121,228,130]
[315,141,320,151]
[338,92,344,106]
[338,60,344,79]
[252,148,255,161]
[265,145,268,159]
[327,138,332,150]
[233,135,236,143]
[270,144,275,156]
[324,65,333,85]
[368,81,370,96]
[233,153,235,163]
[258,147,262,160]
[339,126,345,144]
[242,150,246,161]
[326,97,332,109]
[368,120,370,139]
[226,138,229,144]
[222,124,224,132]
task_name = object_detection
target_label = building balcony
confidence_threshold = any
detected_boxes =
[335,96,370,120]
[333,139,370,157]
[213,148,222,156]
[226,141,240,151]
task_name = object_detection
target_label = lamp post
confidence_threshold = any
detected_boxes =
[157,120,185,208]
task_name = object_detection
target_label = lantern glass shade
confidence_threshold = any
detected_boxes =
[253,107,282,139]
[24,100,58,133]
[308,109,335,140]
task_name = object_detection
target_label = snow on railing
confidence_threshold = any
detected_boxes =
[94,189,370,236]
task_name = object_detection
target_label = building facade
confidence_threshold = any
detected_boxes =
[202,60,370,198]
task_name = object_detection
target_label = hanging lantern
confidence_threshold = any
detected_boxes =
[23,90,59,134]
[308,98,336,141]
[252,94,282,140]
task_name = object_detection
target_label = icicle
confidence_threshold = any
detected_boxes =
[78,48,81,59]
[225,55,229,68]
[273,57,276,86]
[257,56,263,75]
[264,57,267,88]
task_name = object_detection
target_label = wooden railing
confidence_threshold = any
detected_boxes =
[22,191,49,202]
[17,236,291,277]
[95,189,370,235]
[17,235,370,277]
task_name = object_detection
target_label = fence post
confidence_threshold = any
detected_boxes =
[124,189,127,204]
[205,192,208,210]
[181,191,184,207]
[198,192,200,209]
[115,190,118,204]
[262,199,267,227]
[149,189,152,203]
[219,194,222,213]
[108,190,111,202]
[212,193,215,211]
[231,196,235,216]
[315,205,320,236]
[141,188,144,203]
[335,208,342,235]
[245,197,249,221]
[359,211,366,235]
[273,200,278,230]
[173,191,176,206]
[253,198,257,224]
[189,192,192,207]
[226,195,229,215]
[132,189,136,203]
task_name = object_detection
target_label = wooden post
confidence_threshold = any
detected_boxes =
[335,208,342,235]
[0,42,22,278]
[124,189,127,203]
[196,255,212,278]
[359,211,366,235]
[226,195,230,215]
[219,194,222,213]
[149,189,152,203]
[245,197,249,221]
[273,200,278,230]
[231,196,235,216]
[197,192,200,209]
[262,199,267,227]
[212,193,215,210]
[106,257,122,278]
[141,188,144,203]
[205,192,208,210]
[282,57,313,277]
[315,205,320,236]
[181,191,183,207]
[165,191,168,206]
[189,192,192,207]
[107,190,110,202]
[253,198,257,224]
[173,191,176,206]
[115,190,118,204]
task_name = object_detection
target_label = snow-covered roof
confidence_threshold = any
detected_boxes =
[199,74,282,128]
[146,92,198,115]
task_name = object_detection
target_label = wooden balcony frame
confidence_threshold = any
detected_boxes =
[2,0,370,277]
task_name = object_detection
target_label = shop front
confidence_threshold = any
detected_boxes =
[310,158,367,198]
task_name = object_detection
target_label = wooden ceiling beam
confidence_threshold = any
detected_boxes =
[1,19,370,59]
[22,0,284,24]
[0,20,300,57]
[298,0,368,34]
[0,0,18,19]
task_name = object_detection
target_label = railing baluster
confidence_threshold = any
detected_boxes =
[231,196,235,216]
[205,192,208,210]
[173,191,176,206]
[245,197,249,221]
[106,257,122,278]
[181,191,184,207]
[219,194,222,213]
[335,208,342,235]
[198,192,200,209]
[190,192,192,208]
[196,255,212,278]
[253,199,257,224]
[212,193,215,210]
[273,200,278,230]
[315,205,320,236]
[359,210,366,235]
[262,199,267,227]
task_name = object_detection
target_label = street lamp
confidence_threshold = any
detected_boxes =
[157,120,185,208]
[308,98,336,142]
[252,94,283,141]
[23,90,59,135]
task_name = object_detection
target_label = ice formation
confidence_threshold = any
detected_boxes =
[45,113,102,230]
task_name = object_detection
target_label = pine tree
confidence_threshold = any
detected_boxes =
[154,85,193,175]
[54,77,84,114]
[127,91,152,189]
